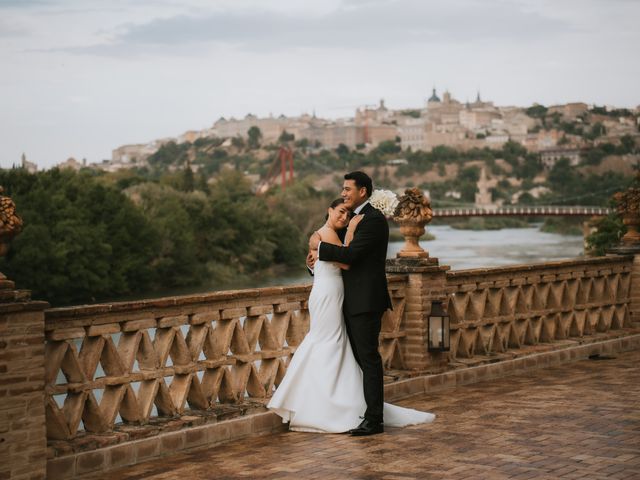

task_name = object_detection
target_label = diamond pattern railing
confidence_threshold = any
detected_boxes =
[445,257,633,360]
[43,278,408,440]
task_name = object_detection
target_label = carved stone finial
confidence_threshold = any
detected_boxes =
[392,187,433,258]
[0,186,23,257]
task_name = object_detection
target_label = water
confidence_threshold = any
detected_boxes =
[274,224,585,285]
[397,224,585,270]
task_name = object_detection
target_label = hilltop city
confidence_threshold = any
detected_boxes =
[19,88,640,179]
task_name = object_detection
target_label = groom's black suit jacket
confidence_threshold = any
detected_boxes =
[318,203,392,315]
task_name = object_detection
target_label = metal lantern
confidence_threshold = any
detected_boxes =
[428,300,450,352]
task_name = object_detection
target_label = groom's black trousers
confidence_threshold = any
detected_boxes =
[344,310,384,424]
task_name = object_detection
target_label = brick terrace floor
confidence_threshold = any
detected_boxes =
[83,350,640,480]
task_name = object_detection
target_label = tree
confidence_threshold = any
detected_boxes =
[279,130,295,143]
[294,138,309,150]
[336,143,350,156]
[374,140,401,155]
[526,104,548,118]
[231,136,245,149]
[181,165,195,192]
[585,122,606,140]
[247,126,262,149]
[586,214,625,256]
[0,169,158,305]
[620,135,636,154]
[458,166,480,183]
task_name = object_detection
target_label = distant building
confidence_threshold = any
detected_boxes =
[539,148,582,169]
[299,124,366,150]
[112,143,158,164]
[547,103,589,120]
[20,153,37,173]
[57,157,85,171]
[212,114,315,144]
[399,118,426,151]
[399,88,535,152]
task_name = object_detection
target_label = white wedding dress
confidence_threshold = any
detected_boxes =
[267,260,435,433]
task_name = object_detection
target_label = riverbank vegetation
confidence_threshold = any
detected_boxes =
[0,169,308,305]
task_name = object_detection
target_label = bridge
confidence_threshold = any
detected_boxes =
[432,205,612,218]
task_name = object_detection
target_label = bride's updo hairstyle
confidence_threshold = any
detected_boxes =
[325,198,346,220]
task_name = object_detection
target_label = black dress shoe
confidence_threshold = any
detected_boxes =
[349,418,384,436]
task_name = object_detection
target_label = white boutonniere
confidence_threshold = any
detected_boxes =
[369,189,399,216]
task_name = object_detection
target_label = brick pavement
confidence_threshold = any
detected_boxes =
[82,350,640,479]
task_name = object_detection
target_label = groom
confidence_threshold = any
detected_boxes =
[309,171,392,436]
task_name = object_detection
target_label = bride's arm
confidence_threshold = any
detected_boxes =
[318,227,350,270]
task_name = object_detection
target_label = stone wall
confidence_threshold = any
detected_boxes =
[0,300,49,480]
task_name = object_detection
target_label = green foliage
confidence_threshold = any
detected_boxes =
[590,106,633,117]
[620,135,637,154]
[586,214,625,256]
[247,126,262,149]
[0,169,157,305]
[400,109,421,118]
[231,136,245,149]
[373,140,401,155]
[336,143,350,156]
[539,217,582,236]
[294,138,309,150]
[0,168,305,306]
[147,141,190,169]
[279,130,295,143]
[513,154,542,180]
[526,104,548,118]
[546,159,631,206]
[458,166,480,182]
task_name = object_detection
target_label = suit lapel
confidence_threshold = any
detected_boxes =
[360,203,376,216]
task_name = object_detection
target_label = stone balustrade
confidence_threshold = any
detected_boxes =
[42,277,408,441]
[445,256,633,361]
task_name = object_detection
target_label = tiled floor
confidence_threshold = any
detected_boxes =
[83,350,640,479]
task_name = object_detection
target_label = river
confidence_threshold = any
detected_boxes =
[265,224,585,286]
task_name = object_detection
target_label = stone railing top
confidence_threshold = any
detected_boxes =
[447,255,633,280]
[45,275,407,320]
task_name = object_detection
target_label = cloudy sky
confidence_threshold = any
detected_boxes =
[1,0,638,169]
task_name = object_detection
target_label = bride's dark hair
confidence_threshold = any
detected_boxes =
[325,198,346,220]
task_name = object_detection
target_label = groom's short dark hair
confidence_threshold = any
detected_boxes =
[344,171,372,198]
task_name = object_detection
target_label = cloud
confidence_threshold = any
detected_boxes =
[0,0,50,7]
[0,18,28,37]
[57,0,572,56]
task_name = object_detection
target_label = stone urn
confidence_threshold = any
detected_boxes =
[0,187,23,258]
[613,187,640,246]
[393,187,433,258]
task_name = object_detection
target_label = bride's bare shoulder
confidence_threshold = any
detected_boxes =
[317,226,341,246]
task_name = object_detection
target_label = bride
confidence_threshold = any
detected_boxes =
[267,198,435,433]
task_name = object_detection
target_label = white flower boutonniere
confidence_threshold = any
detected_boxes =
[369,189,399,216]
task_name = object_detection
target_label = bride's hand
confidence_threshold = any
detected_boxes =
[345,214,364,246]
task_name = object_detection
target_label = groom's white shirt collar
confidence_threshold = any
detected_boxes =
[353,199,369,215]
